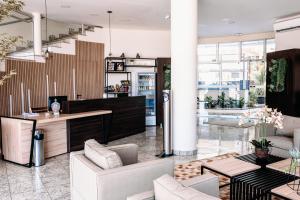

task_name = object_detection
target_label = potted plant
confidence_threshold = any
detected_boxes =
[204,96,213,109]
[250,138,272,159]
[239,106,284,159]
[217,92,226,108]
[239,97,245,108]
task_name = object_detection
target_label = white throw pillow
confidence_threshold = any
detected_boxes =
[154,174,219,200]
[84,139,123,169]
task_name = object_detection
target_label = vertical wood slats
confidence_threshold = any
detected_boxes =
[0,41,104,116]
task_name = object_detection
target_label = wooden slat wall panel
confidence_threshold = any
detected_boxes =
[0,41,104,116]
[75,41,104,99]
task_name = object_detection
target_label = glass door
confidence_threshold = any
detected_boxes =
[138,73,156,125]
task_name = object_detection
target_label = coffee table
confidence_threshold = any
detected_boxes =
[231,168,297,200]
[272,180,300,200]
[201,157,261,187]
[237,153,285,167]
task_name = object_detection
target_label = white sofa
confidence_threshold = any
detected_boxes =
[257,115,300,158]
[127,173,220,200]
[70,144,174,200]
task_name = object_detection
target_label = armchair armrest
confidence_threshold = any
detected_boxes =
[97,158,174,200]
[293,128,300,150]
[180,173,219,197]
[127,190,155,200]
[107,144,138,165]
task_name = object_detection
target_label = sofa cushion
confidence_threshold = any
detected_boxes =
[276,115,300,137]
[267,136,293,151]
[84,139,123,169]
[154,174,219,200]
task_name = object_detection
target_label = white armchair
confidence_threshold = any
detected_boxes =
[70,144,174,200]
[258,115,300,158]
[127,173,220,200]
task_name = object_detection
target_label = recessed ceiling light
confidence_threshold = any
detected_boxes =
[222,18,235,24]
[61,5,71,8]
[199,24,207,28]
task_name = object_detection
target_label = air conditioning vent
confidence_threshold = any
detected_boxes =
[274,14,300,33]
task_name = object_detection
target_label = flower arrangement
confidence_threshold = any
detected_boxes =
[239,106,284,158]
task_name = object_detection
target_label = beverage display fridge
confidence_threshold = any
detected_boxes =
[137,73,156,126]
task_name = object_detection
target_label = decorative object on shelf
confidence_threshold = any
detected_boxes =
[268,58,288,93]
[120,53,125,58]
[51,99,60,116]
[239,106,284,160]
[136,53,140,59]
[115,84,120,92]
[115,62,125,71]
[107,10,113,57]
[120,80,130,93]
[107,61,115,71]
[286,148,300,195]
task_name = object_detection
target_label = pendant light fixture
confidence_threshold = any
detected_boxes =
[44,0,50,58]
[107,10,112,57]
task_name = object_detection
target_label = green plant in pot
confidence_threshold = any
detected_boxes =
[239,97,245,108]
[204,96,213,109]
[239,106,284,159]
[217,92,226,108]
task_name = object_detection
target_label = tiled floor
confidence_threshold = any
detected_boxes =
[0,123,255,200]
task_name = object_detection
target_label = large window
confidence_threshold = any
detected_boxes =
[198,39,275,108]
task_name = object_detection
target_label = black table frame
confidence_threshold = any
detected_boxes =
[0,116,37,168]
[231,168,298,200]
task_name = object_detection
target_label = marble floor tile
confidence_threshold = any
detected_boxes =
[46,183,70,200]
[1,120,255,199]
[10,189,51,200]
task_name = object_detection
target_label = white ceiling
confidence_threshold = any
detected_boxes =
[22,0,300,37]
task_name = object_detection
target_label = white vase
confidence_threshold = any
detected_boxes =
[51,99,60,116]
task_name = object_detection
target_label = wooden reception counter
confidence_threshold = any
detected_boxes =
[1,96,145,167]
[1,110,112,166]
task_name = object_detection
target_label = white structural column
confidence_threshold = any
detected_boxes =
[32,12,42,56]
[171,0,198,155]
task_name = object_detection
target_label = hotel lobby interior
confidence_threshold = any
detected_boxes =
[1,0,300,199]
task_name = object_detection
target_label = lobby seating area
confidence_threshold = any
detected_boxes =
[2,0,300,200]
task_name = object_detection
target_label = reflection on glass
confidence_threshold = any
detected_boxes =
[242,40,264,60]
[219,42,240,61]
[198,39,275,107]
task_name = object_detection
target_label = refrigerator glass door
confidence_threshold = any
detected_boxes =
[138,73,156,126]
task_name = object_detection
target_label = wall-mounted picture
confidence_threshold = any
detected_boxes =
[107,62,115,71]
[115,62,125,71]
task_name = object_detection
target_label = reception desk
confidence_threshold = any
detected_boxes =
[1,110,111,166]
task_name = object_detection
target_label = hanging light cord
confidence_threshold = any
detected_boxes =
[45,0,48,51]
[108,11,112,56]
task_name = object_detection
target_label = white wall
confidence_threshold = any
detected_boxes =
[78,28,171,58]
[199,32,275,44]
[275,29,300,51]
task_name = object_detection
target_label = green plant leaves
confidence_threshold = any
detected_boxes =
[268,58,288,93]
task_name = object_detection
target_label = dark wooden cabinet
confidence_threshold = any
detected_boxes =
[156,58,171,126]
[266,49,300,117]
[62,96,146,151]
